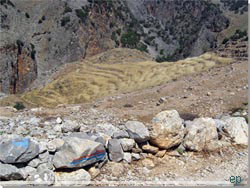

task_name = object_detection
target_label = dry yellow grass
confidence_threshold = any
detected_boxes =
[0,49,233,108]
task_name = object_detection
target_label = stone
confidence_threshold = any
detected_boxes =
[142,158,155,169]
[88,167,100,179]
[39,141,48,154]
[131,147,142,153]
[37,162,55,172]
[221,117,248,146]
[0,163,24,180]
[120,138,135,151]
[95,123,119,137]
[123,152,132,163]
[112,130,130,139]
[28,158,43,168]
[125,121,149,143]
[20,166,37,179]
[28,117,41,126]
[110,162,125,177]
[131,153,140,160]
[53,137,106,169]
[56,117,62,124]
[38,151,51,163]
[27,169,55,185]
[166,150,181,157]
[69,132,106,146]
[140,153,148,159]
[183,118,219,151]
[61,120,80,133]
[150,110,184,149]
[47,138,65,152]
[108,139,124,162]
[155,150,166,158]
[54,124,62,132]
[0,138,39,163]
[55,169,91,186]
[142,144,159,154]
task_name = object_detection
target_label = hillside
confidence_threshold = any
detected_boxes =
[0,48,233,108]
[0,0,247,94]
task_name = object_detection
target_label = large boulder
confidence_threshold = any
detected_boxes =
[150,110,184,149]
[68,132,106,146]
[0,163,24,180]
[183,118,219,151]
[0,138,40,163]
[108,139,124,162]
[125,121,149,143]
[221,117,248,146]
[53,137,106,169]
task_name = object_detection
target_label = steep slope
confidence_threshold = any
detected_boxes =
[0,48,232,107]
[0,0,247,94]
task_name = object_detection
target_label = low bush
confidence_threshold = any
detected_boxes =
[13,102,25,110]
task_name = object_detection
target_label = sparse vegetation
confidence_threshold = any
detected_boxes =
[136,42,148,53]
[25,12,30,18]
[75,8,88,22]
[61,16,70,27]
[121,30,140,48]
[63,4,72,14]
[222,38,229,44]
[13,102,25,110]
[17,50,232,107]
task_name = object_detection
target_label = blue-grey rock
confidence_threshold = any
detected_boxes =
[112,130,130,139]
[125,121,149,143]
[0,138,39,163]
[53,137,106,169]
[0,163,24,180]
[108,139,124,162]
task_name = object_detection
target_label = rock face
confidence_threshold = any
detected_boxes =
[0,138,39,163]
[53,137,106,169]
[0,41,37,94]
[183,118,219,151]
[221,117,248,146]
[0,163,24,180]
[108,139,124,162]
[150,110,184,149]
[125,121,150,143]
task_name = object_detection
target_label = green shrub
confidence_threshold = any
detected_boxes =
[63,6,72,14]
[75,9,88,22]
[111,31,117,41]
[61,16,70,27]
[156,55,172,62]
[222,38,229,44]
[116,28,121,36]
[136,42,148,52]
[160,49,164,55]
[13,102,25,110]
[121,30,140,47]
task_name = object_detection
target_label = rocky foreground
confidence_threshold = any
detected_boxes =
[0,106,248,186]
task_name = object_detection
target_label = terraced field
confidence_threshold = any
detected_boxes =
[0,49,233,107]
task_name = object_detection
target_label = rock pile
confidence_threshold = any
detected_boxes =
[0,110,248,185]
